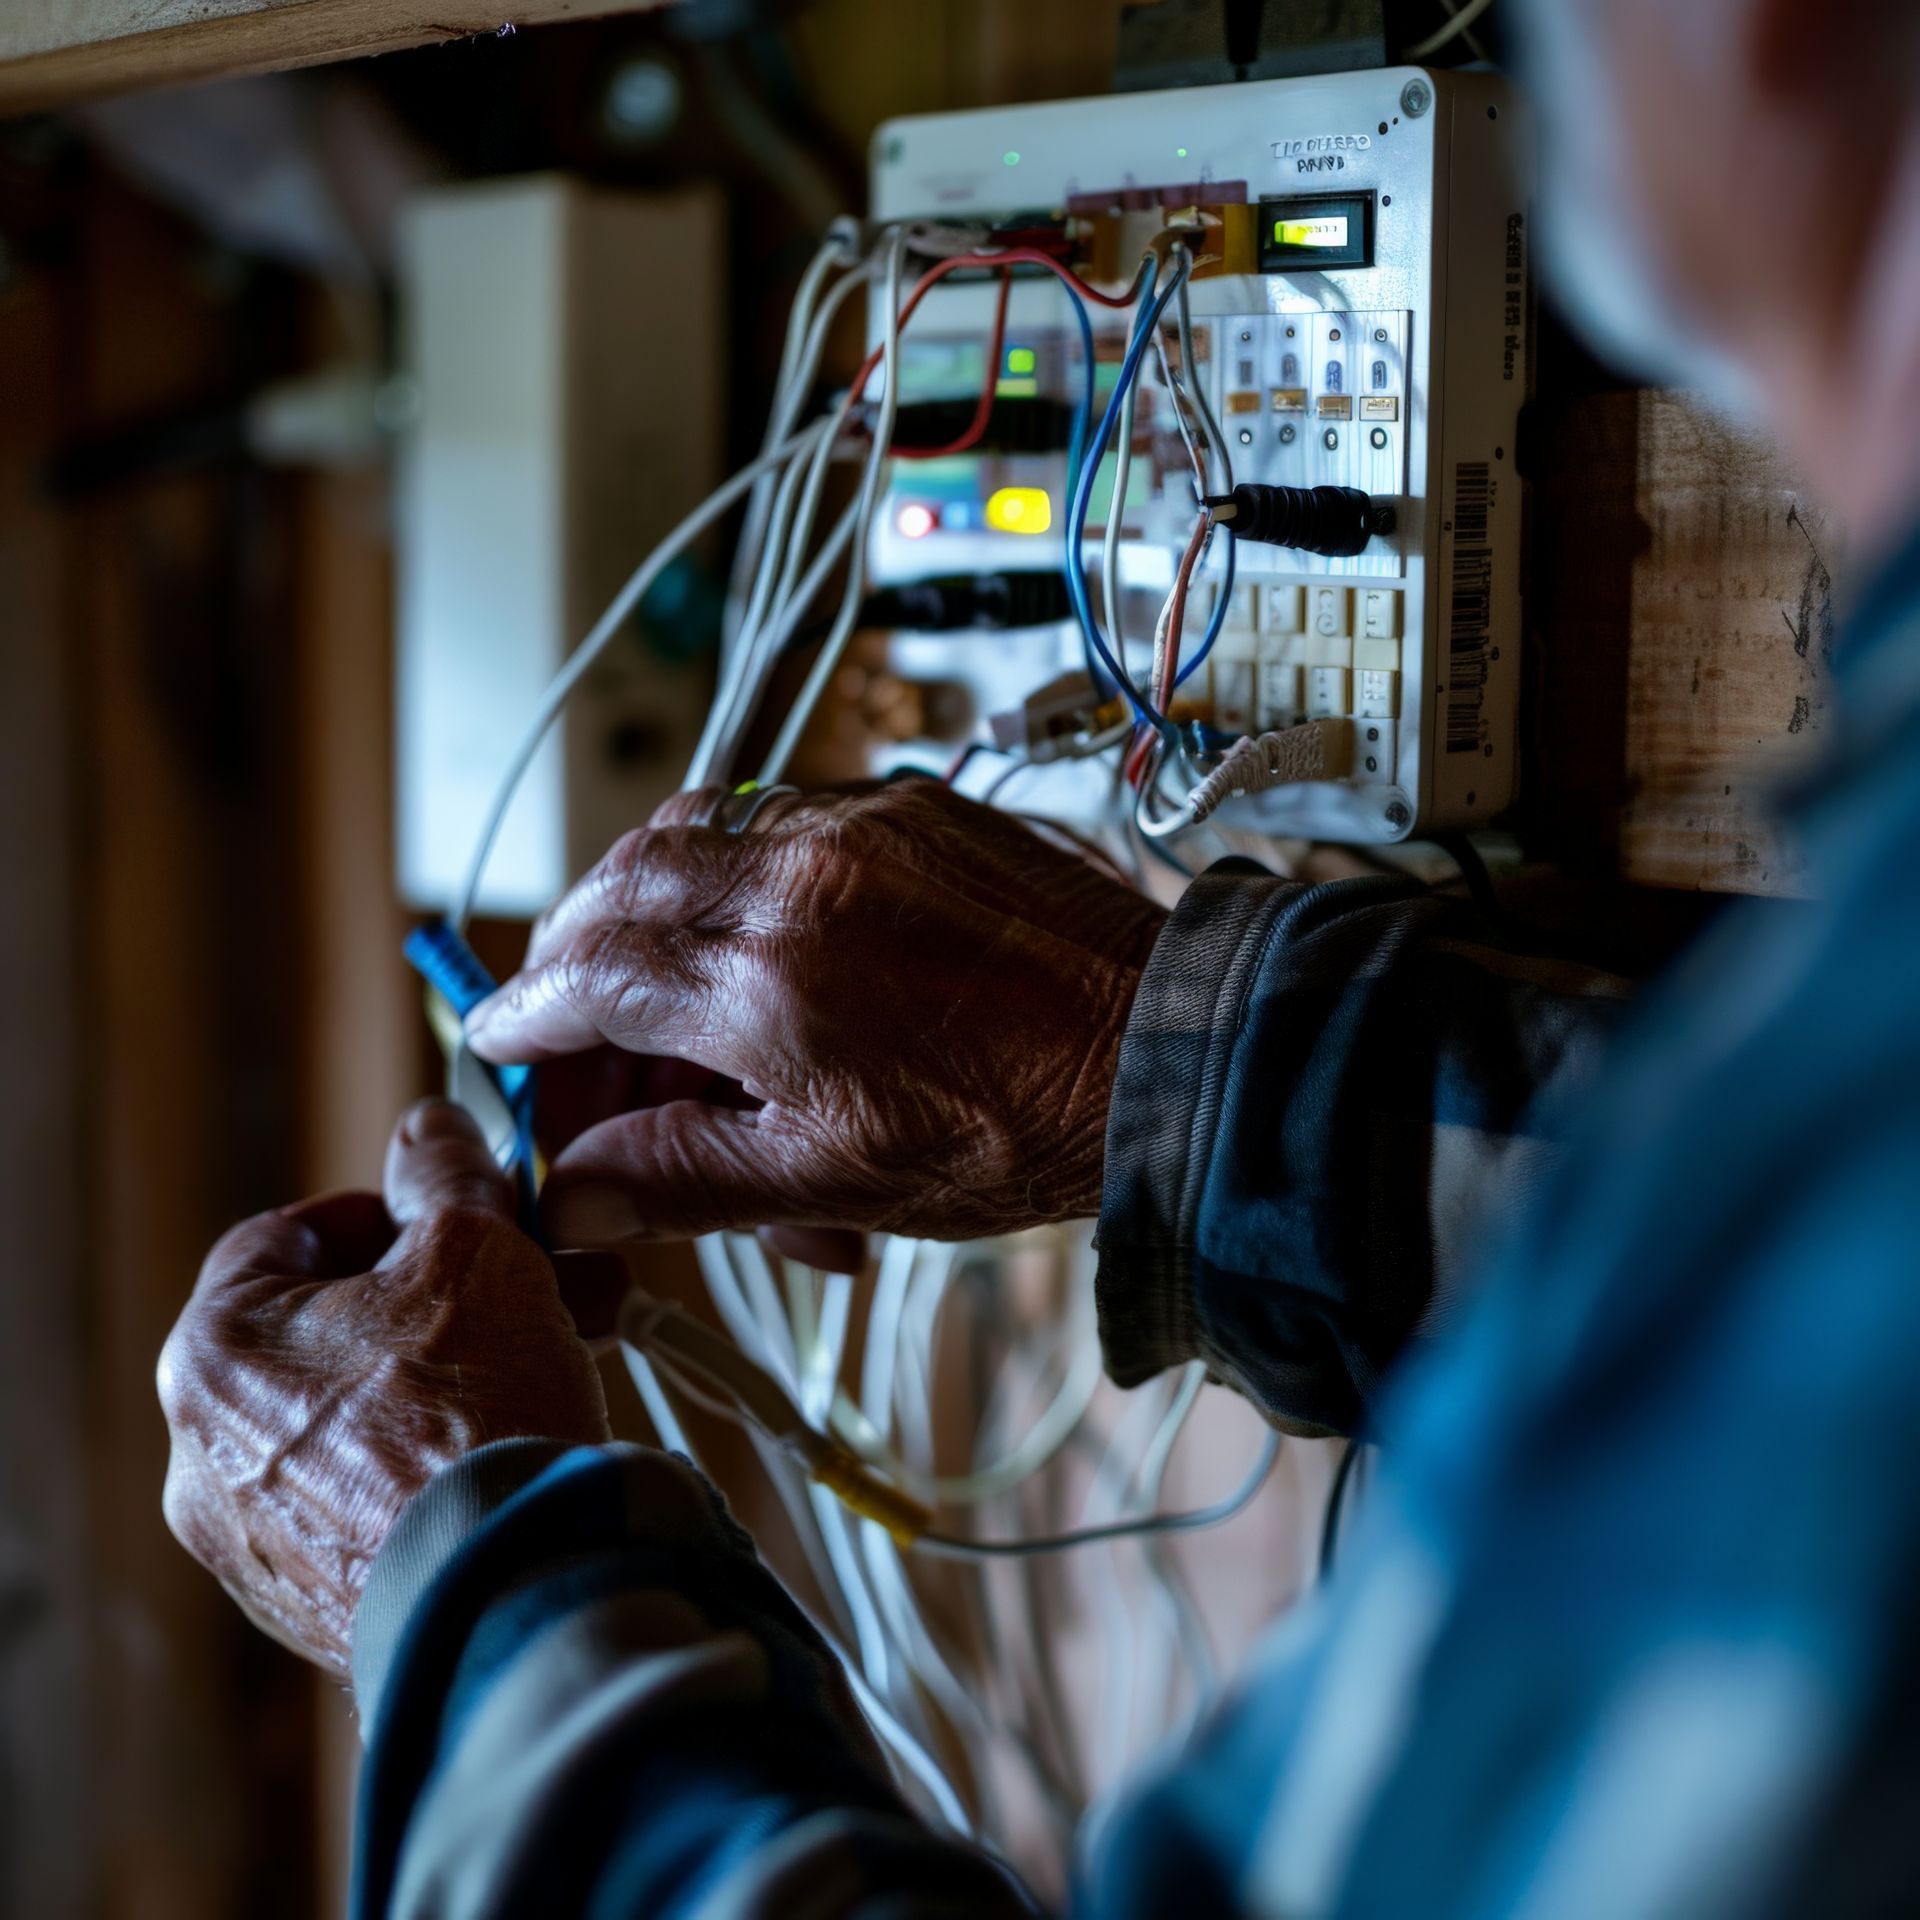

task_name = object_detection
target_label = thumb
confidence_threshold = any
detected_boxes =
[383,1099,516,1230]
[541,1101,827,1248]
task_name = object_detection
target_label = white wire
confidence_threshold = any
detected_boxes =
[1083,1373,1176,1768]
[1135,737,1201,840]
[690,491,862,787]
[915,1430,1281,1560]
[724,245,875,652]
[454,421,830,931]
[756,231,910,785]
[636,1326,971,1836]
[1152,329,1207,499]
[453,210,1293,1854]
[1172,248,1232,497]
[1405,0,1496,59]
[622,1347,694,1457]
[734,413,841,670]
[804,1269,852,1426]
[895,1244,956,1478]
[1131,1366,1218,1736]
[925,1322,1102,1504]
[1430,0,1493,61]
[723,232,857,646]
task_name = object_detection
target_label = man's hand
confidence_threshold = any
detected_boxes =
[158,1101,615,1681]
[466,779,1168,1254]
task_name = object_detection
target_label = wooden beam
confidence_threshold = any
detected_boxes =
[0,0,671,115]
[1533,388,1839,898]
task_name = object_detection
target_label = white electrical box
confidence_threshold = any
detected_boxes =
[396,178,723,915]
[867,68,1530,842]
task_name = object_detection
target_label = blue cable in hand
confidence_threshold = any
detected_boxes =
[404,919,544,1242]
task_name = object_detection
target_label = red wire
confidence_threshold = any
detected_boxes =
[892,269,1012,460]
[850,247,1147,410]
[1160,514,1211,703]
[1126,513,1210,789]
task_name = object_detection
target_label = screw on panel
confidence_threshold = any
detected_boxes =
[1401,79,1432,119]
[1385,800,1412,831]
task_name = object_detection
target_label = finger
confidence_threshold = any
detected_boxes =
[646,785,732,831]
[535,1049,744,1157]
[464,923,746,1077]
[649,783,822,835]
[542,1101,830,1248]
[525,827,771,972]
[194,1190,392,1297]
[382,1099,514,1229]
[757,1223,869,1276]
[550,1248,632,1343]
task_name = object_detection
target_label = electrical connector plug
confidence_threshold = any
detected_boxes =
[1187,719,1353,822]
[988,670,1104,761]
[1205,483,1395,557]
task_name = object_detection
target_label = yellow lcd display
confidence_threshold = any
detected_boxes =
[1276,215,1350,249]
[1259,193,1374,270]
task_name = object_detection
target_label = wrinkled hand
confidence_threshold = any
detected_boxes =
[467,779,1168,1254]
[158,1101,617,1681]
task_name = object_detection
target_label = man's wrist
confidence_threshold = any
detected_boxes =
[1093,861,1301,1385]
[353,1438,592,1721]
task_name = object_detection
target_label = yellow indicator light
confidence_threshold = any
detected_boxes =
[985,486,1053,535]
[1276,215,1350,248]
[1005,345,1037,375]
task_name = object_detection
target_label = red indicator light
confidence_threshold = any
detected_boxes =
[896,502,938,540]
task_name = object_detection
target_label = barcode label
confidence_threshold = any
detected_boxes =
[1446,461,1492,754]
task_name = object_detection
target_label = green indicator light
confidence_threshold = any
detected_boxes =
[1176,146,1189,158]
[1005,346,1037,375]
[1002,150,1021,167]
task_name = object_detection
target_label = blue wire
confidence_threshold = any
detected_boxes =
[1175,526,1236,689]
[1065,273,1186,736]
[1058,278,1096,507]
[1048,277,1106,697]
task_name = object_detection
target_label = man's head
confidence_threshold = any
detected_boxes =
[1519,0,1920,550]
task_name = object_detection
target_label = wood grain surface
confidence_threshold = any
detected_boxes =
[0,0,670,113]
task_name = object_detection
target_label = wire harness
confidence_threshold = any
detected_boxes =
[422,215,1308,1865]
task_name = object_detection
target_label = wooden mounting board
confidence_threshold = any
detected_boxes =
[1531,388,1841,898]
[0,1,670,114]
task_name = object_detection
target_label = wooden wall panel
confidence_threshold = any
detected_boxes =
[292,449,414,1920]
[1532,388,1840,897]
[0,0,670,115]
[0,184,93,1920]
[0,167,328,1920]
[71,178,320,1920]
[1618,397,1838,895]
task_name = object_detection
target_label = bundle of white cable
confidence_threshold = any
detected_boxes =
[452,218,1287,1863]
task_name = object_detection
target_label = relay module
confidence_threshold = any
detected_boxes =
[866,67,1529,843]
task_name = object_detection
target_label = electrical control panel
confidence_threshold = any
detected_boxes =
[866,68,1530,842]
